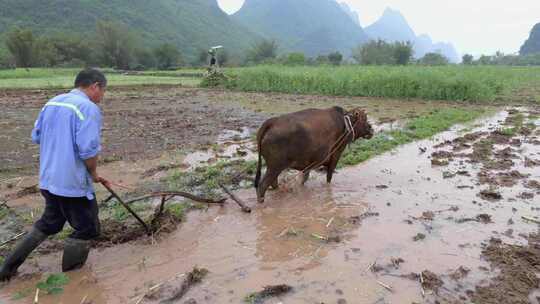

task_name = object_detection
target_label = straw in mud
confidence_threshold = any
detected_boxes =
[160,267,209,304]
[245,284,293,304]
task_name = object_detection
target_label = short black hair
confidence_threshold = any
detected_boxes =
[74,68,107,88]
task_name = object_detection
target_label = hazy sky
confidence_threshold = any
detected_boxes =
[217,0,540,56]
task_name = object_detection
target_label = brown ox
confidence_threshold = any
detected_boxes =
[254,106,373,203]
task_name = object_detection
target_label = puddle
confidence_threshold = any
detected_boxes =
[1,110,539,303]
[182,128,257,170]
[217,127,252,144]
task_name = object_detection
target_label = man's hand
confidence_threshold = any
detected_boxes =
[84,156,110,187]
[90,172,111,187]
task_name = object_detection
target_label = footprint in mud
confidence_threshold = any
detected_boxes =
[524,156,540,167]
[517,192,535,199]
[449,266,471,281]
[421,270,443,293]
[456,213,492,224]
[413,233,426,241]
[478,189,502,201]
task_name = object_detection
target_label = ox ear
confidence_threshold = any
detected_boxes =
[350,108,366,119]
[333,106,346,115]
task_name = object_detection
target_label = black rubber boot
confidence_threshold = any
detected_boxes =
[0,228,47,281]
[61,238,90,272]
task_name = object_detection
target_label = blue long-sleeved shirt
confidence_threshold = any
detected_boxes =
[31,89,102,199]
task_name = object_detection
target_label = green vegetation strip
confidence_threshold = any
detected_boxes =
[36,273,70,295]
[223,65,540,102]
[338,107,486,167]
[168,159,258,197]
[0,68,200,89]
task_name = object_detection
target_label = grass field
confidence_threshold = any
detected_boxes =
[224,65,540,102]
[3,66,540,103]
[0,68,200,89]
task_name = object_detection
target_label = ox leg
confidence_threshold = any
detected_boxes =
[326,158,339,184]
[257,169,282,203]
[270,179,279,190]
[302,170,311,185]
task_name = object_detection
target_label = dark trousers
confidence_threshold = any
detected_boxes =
[34,190,100,240]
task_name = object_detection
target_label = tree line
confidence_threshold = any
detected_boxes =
[1,22,188,70]
[2,23,539,69]
[462,52,540,66]
[245,39,540,66]
[245,39,450,66]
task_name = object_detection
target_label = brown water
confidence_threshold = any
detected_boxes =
[1,110,539,304]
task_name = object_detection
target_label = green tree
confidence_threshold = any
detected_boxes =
[419,53,449,65]
[197,48,208,66]
[476,55,492,65]
[154,43,181,70]
[353,40,395,65]
[48,33,91,65]
[354,40,414,65]
[134,48,156,70]
[327,51,343,65]
[285,52,305,65]
[315,55,329,65]
[96,21,136,69]
[247,39,278,63]
[217,49,229,66]
[34,37,59,67]
[5,27,37,67]
[462,54,474,65]
[0,48,15,69]
[516,53,540,65]
[393,41,414,65]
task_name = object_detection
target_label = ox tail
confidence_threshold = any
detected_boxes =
[254,121,271,189]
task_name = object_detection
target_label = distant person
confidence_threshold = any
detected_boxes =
[0,69,110,281]
[208,48,217,70]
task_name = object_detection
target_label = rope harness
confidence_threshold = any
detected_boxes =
[302,114,359,173]
[344,115,356,141]
[280,113,361,187]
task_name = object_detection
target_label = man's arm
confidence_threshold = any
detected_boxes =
[77,106,109,185]
[84,156,110,186]
[31,113,43,144]
[84,156,99,181]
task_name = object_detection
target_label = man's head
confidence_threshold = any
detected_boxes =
[74,69,107,104]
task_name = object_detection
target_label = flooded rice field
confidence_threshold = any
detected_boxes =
[0,87,538,304]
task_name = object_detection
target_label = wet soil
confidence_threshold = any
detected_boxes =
[0,89,538,303]
[429,107,540,303]
[0,87,267,178]
[471,234,540,304]
[432,108,540,193]
[0,87,474,179]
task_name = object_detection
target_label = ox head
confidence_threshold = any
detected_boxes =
[347,108,373,140]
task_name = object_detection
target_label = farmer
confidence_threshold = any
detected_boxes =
[208,48,217,70]
[0,69,110,281]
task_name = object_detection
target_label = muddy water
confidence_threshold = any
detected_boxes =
[183,127,257,171]
[1,111,539,304]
